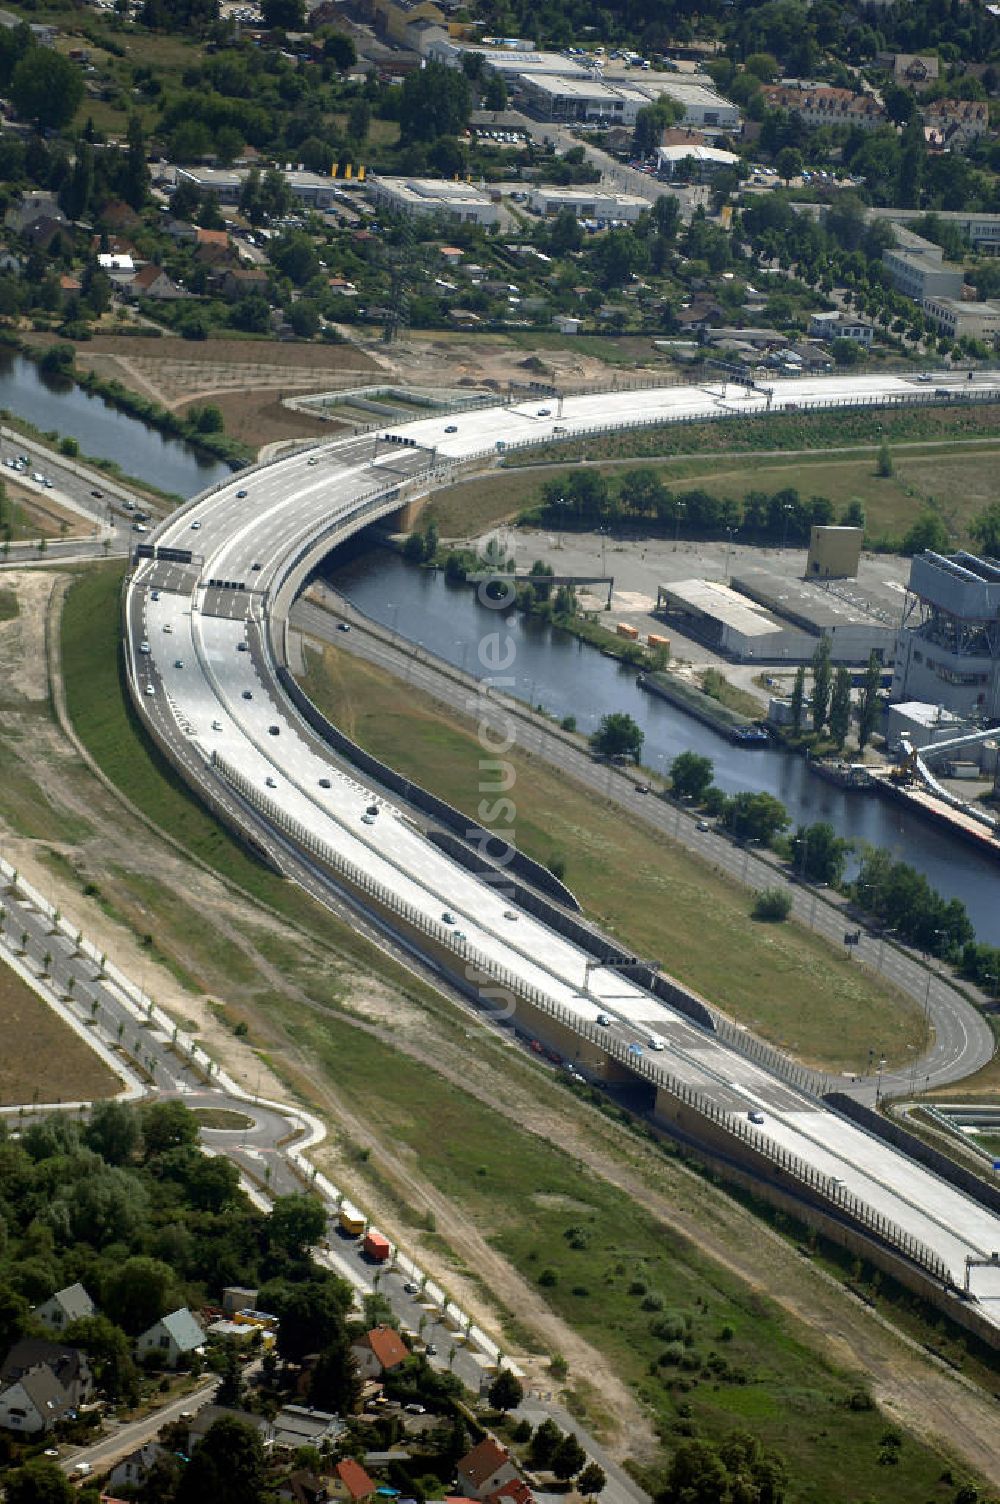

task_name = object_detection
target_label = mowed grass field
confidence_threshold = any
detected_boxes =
[300,644,926,1072]
[424,441,1000,544]
[0,956,119,1105]
[275,1001,970,1504]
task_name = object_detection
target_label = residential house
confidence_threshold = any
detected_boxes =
[164,218,199,243]
[24,216,71,252]
[329,1458,376,1504]
[130,263,187,300]
[350,1327,409,1381]
[280,1472,330,1504]
[221,266,269,300]
[891,53,940,88]
[34,1284,94,1334]
[59,273,82,295]
[221,1285,259,1315]
[486,1481,533,1504]
[195,226,230,252]
[759,84,884,131]
[107,1443,167,1493]
[1,1340,92,1406]
[272,1404,344,1450]
[0,1366,73,1434]
[456,1440,521,1502]
[808,310,874,346]
[924,98,990,147]
[4,192,66,235]
[187,1404,273,1452]
[135,1308,204,1368]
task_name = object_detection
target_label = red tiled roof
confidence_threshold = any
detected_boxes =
[133,263,165,289]
[459,1440,510,1489]
[196,227,230,246]
[334,1459,375,1500]
[487,1481,532,1504]
[361,1326,408,1370]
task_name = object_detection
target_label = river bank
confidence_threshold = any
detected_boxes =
[328,545,1000,943]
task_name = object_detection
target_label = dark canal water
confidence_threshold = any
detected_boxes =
[0,350,231,496]
[329,547,1000,944]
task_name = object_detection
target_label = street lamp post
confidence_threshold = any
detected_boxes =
[673,502,684,551]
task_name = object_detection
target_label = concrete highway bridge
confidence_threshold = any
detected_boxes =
[126,371,1000,1346]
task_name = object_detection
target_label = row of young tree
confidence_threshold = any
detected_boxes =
[787,643,884,751]
[529,469,860,546]
[669,750,988,966]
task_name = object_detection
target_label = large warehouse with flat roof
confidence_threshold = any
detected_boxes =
[656,569,897,663]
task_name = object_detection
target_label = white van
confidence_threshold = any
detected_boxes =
[646,1032,666,1051]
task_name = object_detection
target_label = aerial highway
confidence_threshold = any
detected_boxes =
[127,371,1000,1330]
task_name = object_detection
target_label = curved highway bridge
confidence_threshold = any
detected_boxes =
[127,372,1000,1336]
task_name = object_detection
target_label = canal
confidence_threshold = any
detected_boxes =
[0,350,231,497]
[328,547,1000,944]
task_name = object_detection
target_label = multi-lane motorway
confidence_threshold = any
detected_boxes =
[128,372,1000,1326]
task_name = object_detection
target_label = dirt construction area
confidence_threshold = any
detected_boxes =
[59,329,670,454]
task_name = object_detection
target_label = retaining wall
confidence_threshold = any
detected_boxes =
[276,663,580,909]
[825,1091,1000,1219]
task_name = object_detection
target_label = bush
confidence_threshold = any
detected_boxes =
[752,887,792,922]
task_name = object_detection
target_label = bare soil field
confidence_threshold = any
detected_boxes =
[179,390,346,451]
[65,333,384,410]
[0,957,120,1106]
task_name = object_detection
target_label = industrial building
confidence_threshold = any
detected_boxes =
[881,232,965,302]
[656,143,741,179]
[366,176,499,225]
[921,296,1000,342]
[518,73,652,125]
[656,566,896,664]
[172,166,344,210]
[527,185,648,221]
[891,551,1000,720]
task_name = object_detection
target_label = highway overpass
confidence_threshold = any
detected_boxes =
[127,371,1000,1342]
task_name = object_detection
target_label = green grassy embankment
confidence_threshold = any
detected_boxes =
[299,643,925,1074]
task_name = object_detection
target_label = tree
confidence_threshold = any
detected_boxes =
[577,1463,607,1498]
[4,1459,74,1504]
[177,1416,268,1504]
[399,62,470,143]
[267,1193,326,1259]
[123,114,150,210]
[590,712,643,762]
[722,791,789,845]
[348,97,371,142]
[670,751,714,802]
[970,499,1000,558]
[323,31,356,68]
[810,637,832,734]
[309,1330,363,1413]
[11,50,84,132]
[775,146,802,185]
[789,665,806,735]
[753,888,792,922]
[790,821,851,886]
[261,0,304,28]
[104,1256,179,1335]
[483,72,507,111]
[64,1314,140,1404]
[876,441,893,478]
[551,1433,587,1482]
[142,1100,199,1156]
[857,651,882,751]
[902,512,948,554]
[85,1100,141,1165]
[529,1419,562,1468]
[260,1275,353,1363]
[829,665,852,748]
[488,1367,524,1412]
